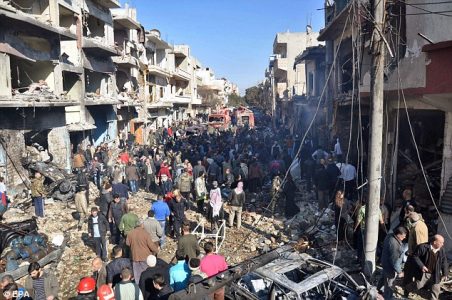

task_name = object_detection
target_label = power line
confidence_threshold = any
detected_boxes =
[400,0,452,17]
[232,5,355,256]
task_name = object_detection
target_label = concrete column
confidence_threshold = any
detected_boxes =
[0,54,11,97]
[48,127,71,172]
[0,130,28,195]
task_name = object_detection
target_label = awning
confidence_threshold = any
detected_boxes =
[67,123,97,132]
[0,42,35,62]
[83,55,116,73]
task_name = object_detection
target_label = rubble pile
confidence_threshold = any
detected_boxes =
[12,80,60,102]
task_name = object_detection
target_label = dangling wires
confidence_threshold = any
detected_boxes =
[232,5,354,255]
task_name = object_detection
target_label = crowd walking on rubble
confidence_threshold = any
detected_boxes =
[8,114,447,300]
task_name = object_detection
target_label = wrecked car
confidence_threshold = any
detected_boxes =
[226,251,365,300]
[22,159,76,202]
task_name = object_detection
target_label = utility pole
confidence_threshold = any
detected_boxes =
[364,0,386,276]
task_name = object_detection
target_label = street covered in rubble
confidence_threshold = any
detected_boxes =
[1,0,452,300]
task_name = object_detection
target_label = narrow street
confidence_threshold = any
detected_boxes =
[0,1,452,300]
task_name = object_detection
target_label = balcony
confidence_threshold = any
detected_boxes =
[82,37,119,56]
[173,45,189,58]
[91,0,121,9]
[173,68,191,81]
[274,56,288,72]
[112,55,139,68]
[113,14,141,30]
[171,95,191,104]
[148,64,171,78]
[319,0,359,41]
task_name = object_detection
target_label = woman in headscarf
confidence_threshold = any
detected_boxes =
[208,181,223,232]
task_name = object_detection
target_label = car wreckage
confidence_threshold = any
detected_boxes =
[169,245,380,300]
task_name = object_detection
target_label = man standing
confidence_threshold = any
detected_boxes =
[31,172,46,218]
[126,219,159,283]
[200,242,228,300]
[195,172,207,213]
[228,182,245,229]
[106,246,132,288]
[92,257,107,290]
[177,223,200,260]
[193,160,206,180]
[114,268,144,300]
[404,212,429,289]
[143,210,163,248]
[88,207,109,262]
[407,235,448,300]
[169,191,188,239]
[139,255,170,300]
[151,195,171,248]
[178,169,193,200]
[24,262,59,300]
[119,206,139,238]
[381,226,407,299]
[125,161,140,194]
[75,188,88,230]
[169,250,191,292]
[112,181,129,203]
[144,158,156,193]
[108,194,128,245]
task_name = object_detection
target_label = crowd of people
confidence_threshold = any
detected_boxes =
[24,118,299,300]
[21,116,448,300]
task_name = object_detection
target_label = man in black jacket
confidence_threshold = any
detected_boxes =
[139,255,170,300]
[88,207,109,261]
[168,192,188,239]
[106,245,132,287]
[406,234,448,299]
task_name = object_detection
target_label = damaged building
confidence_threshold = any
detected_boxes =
[315,0,452,255]
[0,0,239,195]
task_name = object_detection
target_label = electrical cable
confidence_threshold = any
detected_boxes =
[232,5,354,256]
[398,80,452,240]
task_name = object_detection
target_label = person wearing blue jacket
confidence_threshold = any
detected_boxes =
[151,194,170,248]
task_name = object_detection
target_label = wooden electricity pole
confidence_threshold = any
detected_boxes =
[364,0,386,276]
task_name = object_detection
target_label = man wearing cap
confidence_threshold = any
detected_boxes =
[126,219,159,283]
[188,258,207,284]
[403,211,429,295]
[139,255,170,300]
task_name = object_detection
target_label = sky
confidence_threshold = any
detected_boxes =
[121,0,325,94]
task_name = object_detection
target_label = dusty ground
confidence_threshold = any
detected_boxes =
[3,183,450,299]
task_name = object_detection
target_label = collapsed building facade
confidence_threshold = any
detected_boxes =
[286,0,452,254]
[0,0,238,194]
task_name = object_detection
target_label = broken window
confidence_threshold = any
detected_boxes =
[84,15,106,41]
[59,5,77,32]
[62,71,82,101]
[10,57,56,95]
[24,130,50,149]
[85,70,112,96]
[9,0,50,22]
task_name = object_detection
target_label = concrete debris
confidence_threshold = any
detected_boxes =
[12,80,60,102]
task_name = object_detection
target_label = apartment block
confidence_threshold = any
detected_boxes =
[0,1,238,192]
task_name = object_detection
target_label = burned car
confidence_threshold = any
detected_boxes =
[22,159,77,202]
[226,251,365,300]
